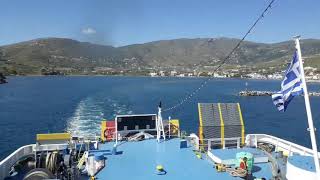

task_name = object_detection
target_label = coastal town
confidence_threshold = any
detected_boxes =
[144,65,320,81]
[3,64,320,82]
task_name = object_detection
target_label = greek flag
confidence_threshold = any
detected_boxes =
[272,51,303,111]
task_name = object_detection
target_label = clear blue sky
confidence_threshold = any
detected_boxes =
[0,0,319,46]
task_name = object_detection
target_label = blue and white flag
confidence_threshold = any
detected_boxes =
[272,51,303,112]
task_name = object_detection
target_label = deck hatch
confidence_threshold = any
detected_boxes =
[198,103,245,149]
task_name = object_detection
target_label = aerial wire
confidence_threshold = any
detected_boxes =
[163,0,276,112]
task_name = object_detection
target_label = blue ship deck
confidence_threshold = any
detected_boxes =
[288,155,316,172]
[91,138,273,180]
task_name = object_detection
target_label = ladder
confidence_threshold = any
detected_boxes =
[156,105,166,142]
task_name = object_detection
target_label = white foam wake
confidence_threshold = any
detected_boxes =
[66,96,132,137]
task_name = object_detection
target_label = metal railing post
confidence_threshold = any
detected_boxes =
[237,138,240,148]
[222,139,226,149]
[255,135,258,147]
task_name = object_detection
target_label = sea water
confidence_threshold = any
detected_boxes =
[0,76,319,160]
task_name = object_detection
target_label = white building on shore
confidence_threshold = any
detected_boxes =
[170,70,177,76]
[149,72,157,77]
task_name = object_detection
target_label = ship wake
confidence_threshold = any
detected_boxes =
[66,95,132,137]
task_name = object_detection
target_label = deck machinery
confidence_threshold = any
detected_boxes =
[0,103,319,180]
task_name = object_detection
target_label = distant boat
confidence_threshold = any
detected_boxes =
[0,73,7,84]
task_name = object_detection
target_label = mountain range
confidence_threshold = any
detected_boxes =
[1,37,320,75]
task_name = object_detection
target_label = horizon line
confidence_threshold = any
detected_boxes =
[1,36,320,48]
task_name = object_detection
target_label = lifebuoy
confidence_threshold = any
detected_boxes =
[104,128,114,141]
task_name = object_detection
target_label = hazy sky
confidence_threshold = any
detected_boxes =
[0,0,319,46]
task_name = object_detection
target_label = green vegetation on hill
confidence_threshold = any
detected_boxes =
[1,37,320,75]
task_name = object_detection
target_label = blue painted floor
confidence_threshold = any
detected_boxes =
[288,155,316,172]
[93,139,272,180]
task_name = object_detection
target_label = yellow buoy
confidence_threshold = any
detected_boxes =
[196,154,201,159]
[156,165,164,171]
[156,164,167,175]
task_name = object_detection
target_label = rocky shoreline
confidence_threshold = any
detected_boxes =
[0,73,7,84]
[239,90,320,96]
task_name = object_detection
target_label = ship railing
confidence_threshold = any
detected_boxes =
[114,129,158,144]
[196,137,242,151]
[82,135,100,141]
[0,144,35,180]
[246,134,320,157]
[115,129,182,141]
[34,143,69,151]
[206,137,242,151]
[184,133,200,151]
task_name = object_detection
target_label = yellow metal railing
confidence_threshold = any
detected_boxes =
[237,103,245,145]
[218,103,225,148]
[36,133,70,141]
[198,104,204,145]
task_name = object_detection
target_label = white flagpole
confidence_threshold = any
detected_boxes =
[295,36,320,177]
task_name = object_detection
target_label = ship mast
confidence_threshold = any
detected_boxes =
[156,102,166,142]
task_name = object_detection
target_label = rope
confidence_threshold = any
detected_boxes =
[163,0,277,112]
[46,151,59,174]
[226,167,248,177]
[127,132,153,141]
[258,142,275,153]
[215,163,247,177]
[77,142,84,160]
